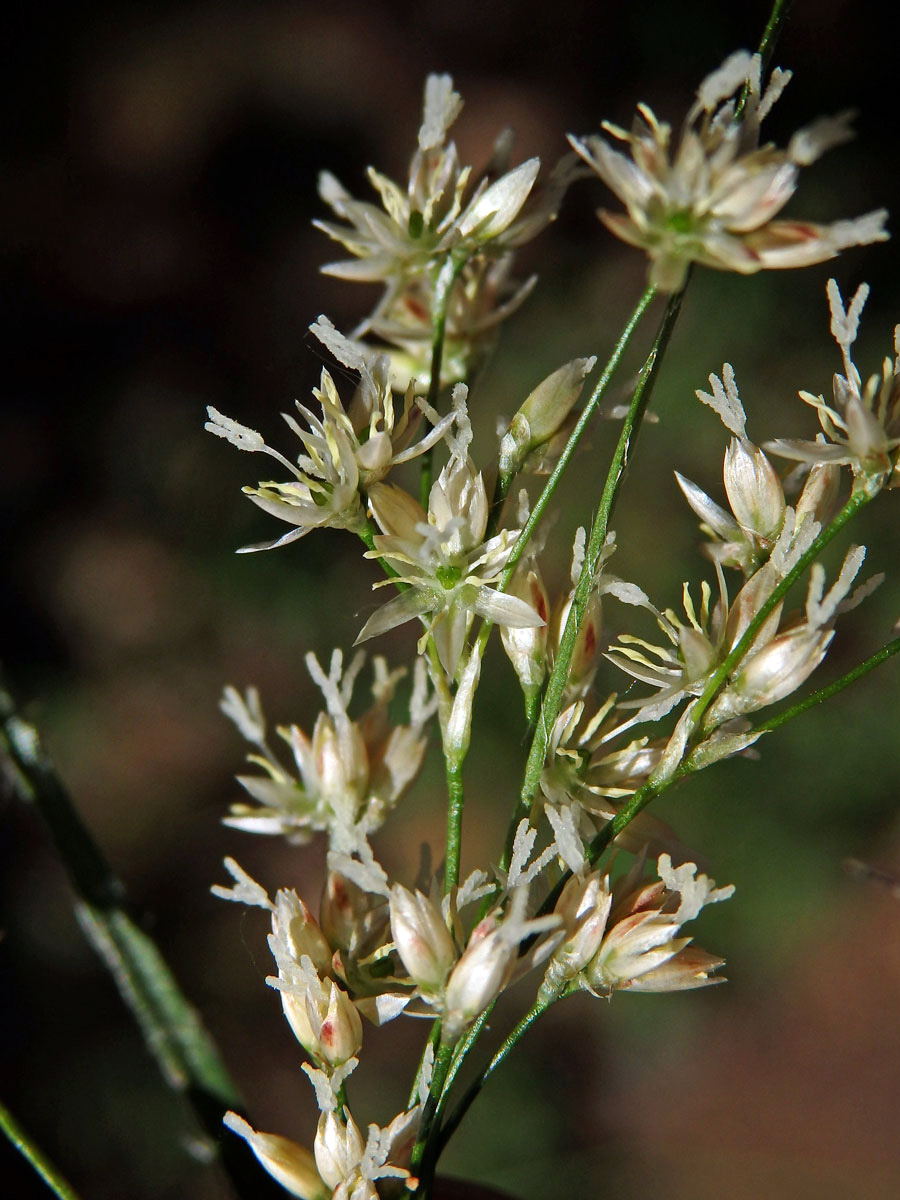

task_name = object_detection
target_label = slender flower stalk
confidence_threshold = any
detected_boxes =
[0,1099,82,1200]
[513,285,686,844]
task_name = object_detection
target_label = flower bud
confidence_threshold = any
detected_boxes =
[723,437,785,541]
[308,714,368,802]
[550,591,603,698]
[314,1111,364,1191]
[845,389,892,474]
[730,625,832,713]
[320,871,380,953]
[542,872,612,996]
[273,889,333,977]
[308,980,364,1067]
[458,157,540,242]
[585,912,685,992]
[389,885,457,992]
[224,1112,326,1200]
[621,945,725,992]
[795,461,840,526]
[499,357,595,477]
[500,566,550,700]
[443,916,517,1042]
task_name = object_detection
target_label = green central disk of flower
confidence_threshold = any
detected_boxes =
[407,209,425,239]
[436,563,464,589]
[664,209,697,234]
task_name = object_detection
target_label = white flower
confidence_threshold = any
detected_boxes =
[765,280,900,492]
[206,319,455,553]
[538,697,684,866]
[583,854,733,994]
[681,361,841,574]
[357,392,543,675]
[316,74,560,291]
[442,888,561,1042]
[541,871,613,997]
[314,1106,421,1200]
[221,651,433,849]
[569,51,888,290]
[389,884,458,993]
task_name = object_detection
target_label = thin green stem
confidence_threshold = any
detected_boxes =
[737,0,795,117]
[1,1098,81,1200]
[444,755,466,895]
[410,1041,455,1195]
[420,253,467,508]
[437,1008,492,1114]
[513,285,685,840]
[433,993,557,1159]
[753,632,900,736]
[498,284,657,589]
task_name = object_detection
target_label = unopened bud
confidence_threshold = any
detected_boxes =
[795,461,840,526]
[443,916,517,1042]
[310,717,367,800]
[542,872,612,996]
[621,945,725,992]
[500,567,550,701]
[729,625,832,714]
[390,885,457,992]
[224,1113,326,1200]
[585,913,685,992]
[308,980,364,1067]
[499,357,595,478]
[320,871,378,953]
[273,889,333,976]
[550,591,603,697]
[723,437,785,541]
[314,1111,364,1191]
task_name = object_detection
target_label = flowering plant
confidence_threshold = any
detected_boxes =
[3,4,898,1199]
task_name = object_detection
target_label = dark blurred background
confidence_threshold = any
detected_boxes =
[3,1,900,1197]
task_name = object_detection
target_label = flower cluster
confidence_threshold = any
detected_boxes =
[220,649,435,861]
[570,51,888,290]
[358,389,544,676]
[205,319,456,552]
[317,73,576,388]
[542,852,733,1001]
[766,280,900,493]
[202,55,896,1200]
[606,343,882,756]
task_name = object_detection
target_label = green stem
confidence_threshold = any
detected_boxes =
[513,285,685,841]
[0,680,285,1200]
[460,285,663,889]
[0,1098,81,1200]
[752,632,900,736]
[410,1041,455,1195]
[738,0,795,115]
[420,253,466,508]
[498,284,658,590]
[444,754,466,895]
[433,993,557,1160]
